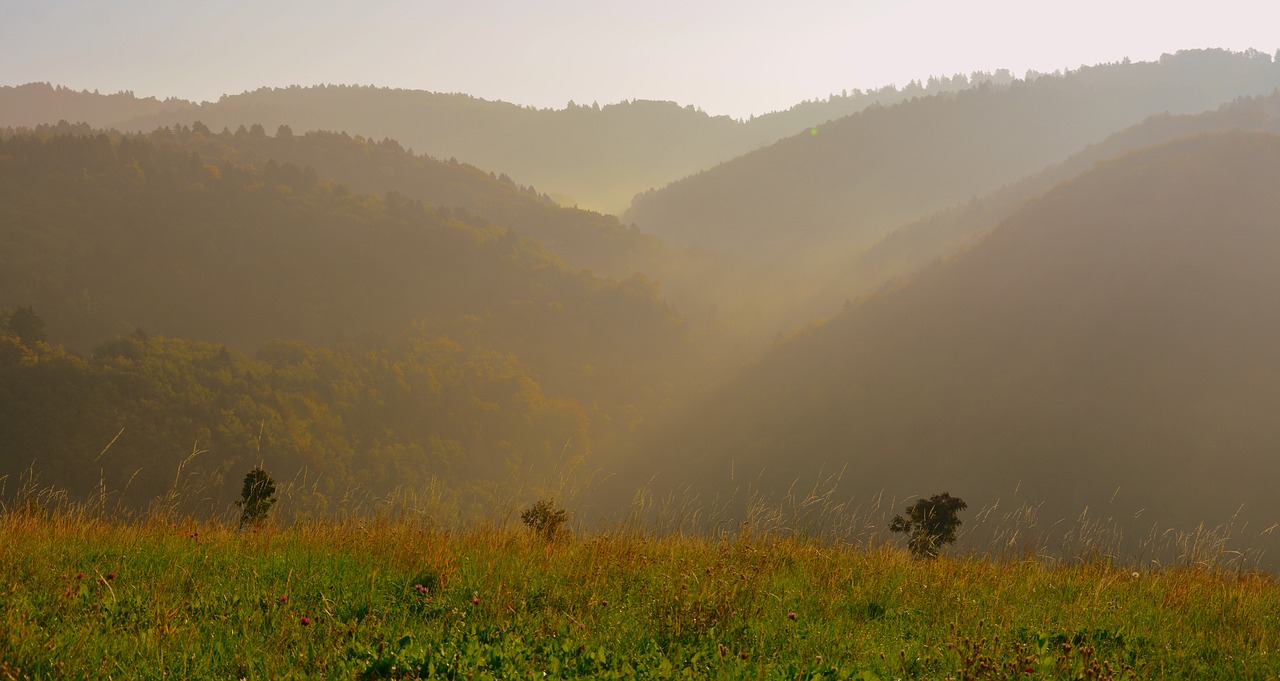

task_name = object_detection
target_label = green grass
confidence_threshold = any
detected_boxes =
[2,511,1279,679]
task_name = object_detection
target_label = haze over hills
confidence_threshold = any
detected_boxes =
[800,91,1280,326]
[611,49,1280,353]
[1,75,998,214]
[624,49,1280,268]
[5,46,1280,552]
[606,131,1280,552]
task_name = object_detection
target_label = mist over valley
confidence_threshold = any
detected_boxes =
[5,45,1280,566]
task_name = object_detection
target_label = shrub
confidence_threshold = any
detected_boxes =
[520,499,568,540]
[889,492,967,559]
[236,467,278,529]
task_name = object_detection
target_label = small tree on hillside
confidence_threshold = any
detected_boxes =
[889,492,967,559]
[521,499,568,540]
[237,467,278,529]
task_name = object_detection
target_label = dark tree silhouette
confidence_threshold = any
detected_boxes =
[889,492,967,559]
[236,467,278,529]
[520,499,568,540]
[7,306,47,346]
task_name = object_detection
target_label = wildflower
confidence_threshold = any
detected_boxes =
[75,572,85,580]
[300,616,311,626]
[600,599,609,606]
[471,595,481,606]
[106,572,117,581]
[414,584,428,594]
[787,611,797,620]
[279,595,288,604]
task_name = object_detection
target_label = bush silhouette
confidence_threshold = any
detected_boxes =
[889,492,967,559]
[236,467,278,529]
[520,499,568,540]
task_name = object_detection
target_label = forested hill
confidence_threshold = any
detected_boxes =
[0,131,690,411]
[128,121,663,279]
[0,319,593,515]
[0,129,710,514]
[2,76,997,214]
[623,49,1280,270]
[608,131,1280,548]
[801,91,1280,324]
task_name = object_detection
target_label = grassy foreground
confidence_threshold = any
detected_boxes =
[2,513,1279,680]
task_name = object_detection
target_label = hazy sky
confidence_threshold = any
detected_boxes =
[3,0,1278,118]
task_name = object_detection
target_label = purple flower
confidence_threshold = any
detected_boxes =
[300,616,311,626]
[787,611,797,620]
[600,600,609,607]
[75,572,85,580]
[279,595,289,604]
[471,596,481,606]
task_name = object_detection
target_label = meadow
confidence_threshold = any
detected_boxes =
[3,493,1280,680]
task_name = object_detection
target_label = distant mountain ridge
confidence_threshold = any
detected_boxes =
[1,74,1004,213]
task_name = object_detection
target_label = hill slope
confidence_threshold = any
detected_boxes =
[623,49,1280,270]
[801,91,1280,323]
[611,131,1280,543]
[136,121,665,279]
[0,131,688,410]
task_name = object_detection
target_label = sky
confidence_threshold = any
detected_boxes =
[3,0,1278,119]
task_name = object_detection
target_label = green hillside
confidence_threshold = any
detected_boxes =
[4,513,1278,679]
[0,130,696,508]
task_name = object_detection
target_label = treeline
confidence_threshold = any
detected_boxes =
[1,73,1008,212]
[0,313,587,513]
